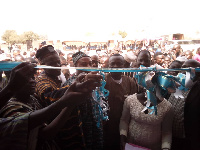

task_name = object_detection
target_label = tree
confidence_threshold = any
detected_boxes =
[20,31,40,50]
[18,34,26,44]
[1,30,19,49]
[119,30,127,38]
[21,31,40,41]
[17,31,42,44]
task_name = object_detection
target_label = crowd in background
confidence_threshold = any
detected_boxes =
[0,40,198,65]
[0,40,199,80]
[0,41,200,150]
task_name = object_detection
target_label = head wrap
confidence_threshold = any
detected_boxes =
[36,45,57,61]
[72,51,89,65]
[176,56,188,62]
[123,52,137,63]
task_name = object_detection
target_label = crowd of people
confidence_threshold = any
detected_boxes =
[0,41,200,150]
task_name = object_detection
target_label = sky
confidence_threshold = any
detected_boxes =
[0,0,200,41]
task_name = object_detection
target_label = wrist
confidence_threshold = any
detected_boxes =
[60,94,76,108]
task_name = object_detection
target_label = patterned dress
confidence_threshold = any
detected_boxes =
[120,94,173,150]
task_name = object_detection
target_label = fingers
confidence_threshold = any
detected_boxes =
[16,63,36,78]
[66,82,76,92]
[80,79,101,88]
[76,80,101,93]
[12,62,29,71]
[76,72,86,82]
[85,74,103,81]
[72,72,104,94]
[76,72,103,83]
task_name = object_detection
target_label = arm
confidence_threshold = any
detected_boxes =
[30,74,102,138]
[29,82,87,130]
[35,72,102,103]
[161,106,174,150]
[119,97,131,150]
[38,106,74,139]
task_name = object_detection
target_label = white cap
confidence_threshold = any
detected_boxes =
[176,56,188,62]
[122,52,137,63]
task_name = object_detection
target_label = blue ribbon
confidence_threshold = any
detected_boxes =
[1,61,200,72]
[92,71,109,128]
[0,61,21,71]
[146,90,157,115]
[0,61,193,115]
[134,66,189,115]
[99,72,109,99]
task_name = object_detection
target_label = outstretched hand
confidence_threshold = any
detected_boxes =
[75,72,103,93]
[61,72,103,107]
[62,82,89,107]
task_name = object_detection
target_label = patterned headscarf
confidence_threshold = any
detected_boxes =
[72,51,90,65]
